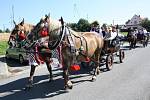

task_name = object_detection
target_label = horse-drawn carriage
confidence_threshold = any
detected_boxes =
[127,28,149,49]
[82,26,125,71]
[100,33,125,71]
[9,15,126,90]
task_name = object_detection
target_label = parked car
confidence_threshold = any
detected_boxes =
[5,46,29,64]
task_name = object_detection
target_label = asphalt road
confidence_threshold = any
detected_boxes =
[0,43,150,100]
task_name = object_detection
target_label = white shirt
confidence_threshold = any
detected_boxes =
[109,32,117,40]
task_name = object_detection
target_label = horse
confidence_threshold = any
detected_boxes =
[136,33,149,47]
[127,31,137,49]
[8,19,34,47]
[28,14,104,89]
[9,19,55,89]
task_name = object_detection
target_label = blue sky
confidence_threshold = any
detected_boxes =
[0,0,150,30]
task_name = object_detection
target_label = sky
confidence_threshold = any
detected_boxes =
[0,0,150,30]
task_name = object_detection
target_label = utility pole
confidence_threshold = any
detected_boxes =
[11,5,15,29]
[113,20,114,25]
[12,5,14,21]
[86,14,89,20]
[3,24,5,32]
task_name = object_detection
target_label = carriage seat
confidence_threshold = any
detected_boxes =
[104,36,120,48]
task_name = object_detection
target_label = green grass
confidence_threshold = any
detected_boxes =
[0,41,9,55]
[120,32,128,36]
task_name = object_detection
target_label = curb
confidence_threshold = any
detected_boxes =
[0,55,11,79]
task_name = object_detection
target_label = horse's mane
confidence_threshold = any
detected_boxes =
[48,18,61,32]
[23,23,35,33]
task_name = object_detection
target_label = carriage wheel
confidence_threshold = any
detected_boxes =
[119,49,125,63]
[106,55,113,71]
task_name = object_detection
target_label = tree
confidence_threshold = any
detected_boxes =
[77,18,91,32]
[140,18,150,32]
[0,29,3,33]
[90,21,99,27]
[67,23,78,31]
[5,28,10,33]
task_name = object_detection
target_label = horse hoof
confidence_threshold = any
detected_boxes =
[24,84,33,91]
[64,85,73,90]
[68,85,73,89]
[91,76,96,82]
[97,70,101,75]
[48,78,53,82]
[64,81,73,90]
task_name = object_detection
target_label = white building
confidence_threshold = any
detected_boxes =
[126,14,144,29]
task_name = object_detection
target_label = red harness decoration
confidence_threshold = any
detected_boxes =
[40,27,48,37]
[35,46,44,65]
[85,57,90,62]
[70,64,80,71]
[19,31,26,40]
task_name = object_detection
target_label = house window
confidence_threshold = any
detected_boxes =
[134,21,137,24]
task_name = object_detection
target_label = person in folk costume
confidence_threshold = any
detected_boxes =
[101,26,107,38]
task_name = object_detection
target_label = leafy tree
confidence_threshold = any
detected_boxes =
[67,23,78,31]
[140,18,150,32]
[77,18,91,32]
[0,29,3,33]
[90,21,99,27]
[5,28,10,33]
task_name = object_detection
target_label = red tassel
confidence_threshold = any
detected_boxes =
[85,57,90,62]
[40,28,48,37]
[70,64,80,71]
[19,32,26,40]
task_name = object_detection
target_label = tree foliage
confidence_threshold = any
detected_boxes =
[68,18,99,32]
[0,29,2,33]
[140,18,150,32]
[67,23,78,31]
[90,21,99,27]
[77,18,91,32]
[5,28,10,33]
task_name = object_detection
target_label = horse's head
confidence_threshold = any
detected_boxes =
[11,19,25,36]
[27,14,64,49]
[9,19,34,44]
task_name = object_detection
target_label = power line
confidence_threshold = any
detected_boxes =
[73,3,80,20]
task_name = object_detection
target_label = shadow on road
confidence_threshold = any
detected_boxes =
[6,58,28,67]
[0,65,94,100]
[0,56,6,63]
[0,75,68,100]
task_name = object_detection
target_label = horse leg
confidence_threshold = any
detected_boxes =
[26,65,36,89]
[45,57,53,82]
[92,49,101,81]
[129,41,132,50]
[63,66,73,89]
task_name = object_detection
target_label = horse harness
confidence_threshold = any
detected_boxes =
[46,24,89,60]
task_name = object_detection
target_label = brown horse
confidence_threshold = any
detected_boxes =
[8,19,34,46]
[127,31,137,49]
[9,19,54,89]
[31,14,104,89]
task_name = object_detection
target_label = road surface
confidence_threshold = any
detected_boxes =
[0,44,150,100]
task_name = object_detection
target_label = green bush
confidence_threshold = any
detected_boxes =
[0,41,8,55]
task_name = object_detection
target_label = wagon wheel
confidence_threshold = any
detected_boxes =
[106,54,113,71]
[119,49,125,63]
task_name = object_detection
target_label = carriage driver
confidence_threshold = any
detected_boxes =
[104,26,117,39]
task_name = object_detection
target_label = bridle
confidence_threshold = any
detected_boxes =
[48,24,65,50]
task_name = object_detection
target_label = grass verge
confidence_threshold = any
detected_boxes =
[0,41,8,55]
